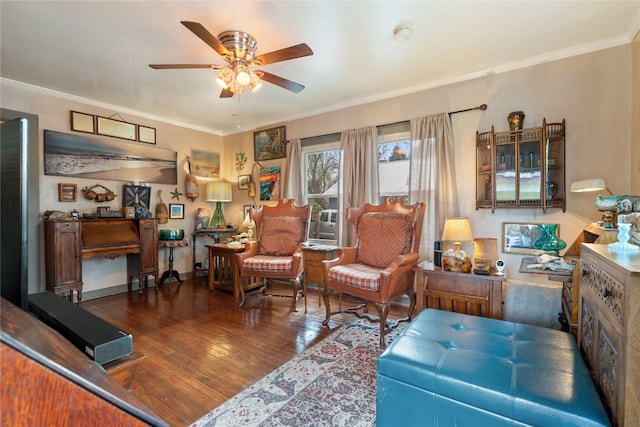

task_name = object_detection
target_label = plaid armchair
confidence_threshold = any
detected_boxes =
[322,197,426,347]
[236,200,311,312]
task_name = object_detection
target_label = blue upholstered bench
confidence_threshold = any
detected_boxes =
[377,309,610,427]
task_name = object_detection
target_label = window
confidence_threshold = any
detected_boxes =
[302,134,340,242]
[377,122,411,203]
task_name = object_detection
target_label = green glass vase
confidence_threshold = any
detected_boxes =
[533,224,566,254]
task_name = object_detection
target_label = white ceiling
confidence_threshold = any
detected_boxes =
[1,1,639,136]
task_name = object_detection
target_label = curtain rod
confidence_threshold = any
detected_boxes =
[299,103,488,142]
[449,104,487,116]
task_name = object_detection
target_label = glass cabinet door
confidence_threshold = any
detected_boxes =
[518,130,542,202]
[494,133,516,204]
[544,120,566,210]
[476,131,493,209]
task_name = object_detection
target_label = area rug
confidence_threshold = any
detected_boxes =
[191,319,407,427]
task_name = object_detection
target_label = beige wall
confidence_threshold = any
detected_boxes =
[1,83,224,295]
[1,43,634,293]
[225,45,633,280]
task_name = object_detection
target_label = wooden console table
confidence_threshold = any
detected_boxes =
[191,227,238,274]
[415,266,504,319]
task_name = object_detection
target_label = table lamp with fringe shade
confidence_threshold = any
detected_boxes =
[205,181,232,228]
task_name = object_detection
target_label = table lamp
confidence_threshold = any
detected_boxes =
[205,181,232,228]
[242,211,256,240]
[570,178,616,227]
[441,217,473,273]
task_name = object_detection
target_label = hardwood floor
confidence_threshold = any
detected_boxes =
[82,276,407,427]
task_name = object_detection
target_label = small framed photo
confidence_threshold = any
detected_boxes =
[169,204,184,219]
[58,183,77,202]
[70,111,95,134]
[138,125,156,144]
[124,206,136,219]
[238,174,251,190]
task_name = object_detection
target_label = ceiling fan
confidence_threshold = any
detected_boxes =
[149,21,313,98]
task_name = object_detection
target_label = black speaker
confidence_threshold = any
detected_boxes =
[28,292,132,365]
[434,240,442,267]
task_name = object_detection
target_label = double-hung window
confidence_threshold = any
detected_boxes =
[302,134,340,242]
[377,122,411,203]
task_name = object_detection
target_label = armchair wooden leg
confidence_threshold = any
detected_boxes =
[322,289,334,325]
[289,277,300,312]
[374,302,390,348]
[407,290,416,320]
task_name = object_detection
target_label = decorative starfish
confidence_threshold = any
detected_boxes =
[171,188,183,200]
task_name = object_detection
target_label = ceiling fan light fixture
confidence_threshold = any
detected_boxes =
[216,67,233,89]
[235,66,251,85]
[248,69,262,92]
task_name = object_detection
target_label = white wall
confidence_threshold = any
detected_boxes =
[0,44,634,294]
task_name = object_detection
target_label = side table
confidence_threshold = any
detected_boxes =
[206,243,246,304]
[415,266,504,319]
[301,245,338,305]
[157,238,188,289]
[192,227,238,274]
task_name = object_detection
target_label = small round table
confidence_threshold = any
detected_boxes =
[158,238,189,289]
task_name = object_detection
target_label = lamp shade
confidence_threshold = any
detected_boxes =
[442,218,473,243]
[570,178,612,195]
[205,182,232,202]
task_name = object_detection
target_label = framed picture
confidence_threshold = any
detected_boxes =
[238,174,251,190]
[260,166,280,201]
[191,149,220,178]
[169,204,184,219]
[122,185,151,210]
[97,116,137,141]
[243,204,254,218]
[138,125,156,144]
[502,222,556,254]
[58,183,77,202]
[70,111,95,134]
[254,126,286,161]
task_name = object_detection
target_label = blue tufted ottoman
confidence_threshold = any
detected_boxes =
[377,309,610,427]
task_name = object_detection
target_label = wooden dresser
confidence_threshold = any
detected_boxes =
[578,243,640,426]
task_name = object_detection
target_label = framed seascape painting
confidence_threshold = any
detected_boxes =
[254,126,286,161]
[191,149,220,178]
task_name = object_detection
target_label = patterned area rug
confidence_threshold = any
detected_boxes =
[192,319,407,427]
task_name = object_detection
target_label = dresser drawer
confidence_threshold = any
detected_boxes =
[581,255,624,324]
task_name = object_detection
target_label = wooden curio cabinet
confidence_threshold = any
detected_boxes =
[476,119,566,212]
[126,218,159,291]
[44,220,83,304]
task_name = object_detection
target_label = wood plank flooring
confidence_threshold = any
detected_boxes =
[82,276,407,427]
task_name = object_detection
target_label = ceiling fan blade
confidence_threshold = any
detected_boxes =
[181,21,229,57]
[254,43,313,65]
[260,71,305,93]
[220,88,234,98]
[149,64,215,69]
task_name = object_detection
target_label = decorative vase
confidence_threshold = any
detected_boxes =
[608,223,640,252]
[533,224,566,254]
[508,111,525,131]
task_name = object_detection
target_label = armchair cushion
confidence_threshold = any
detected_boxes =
[243,255,293,273]
[356,212,412,268]
[258,216,306,256]
[327,263,382,291]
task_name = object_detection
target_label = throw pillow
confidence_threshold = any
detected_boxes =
[356,212,412,268]
[258,216,306,256]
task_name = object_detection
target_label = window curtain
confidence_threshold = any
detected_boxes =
[340,126,379,246]
[283,138,303,204]
[409,113,458,261]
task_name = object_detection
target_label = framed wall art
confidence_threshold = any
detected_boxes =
[238,174,251,190]
[122,185,151,210]
[191,149,220,178]
[254,126,286,161]
[502,222,556,254]
[260,166,280,201]
[44,130,177,184]
[97,116,136,141]
[58,183,77,202]
[138,125,156,144]
[169,204,184,219]
[70,111,95,134]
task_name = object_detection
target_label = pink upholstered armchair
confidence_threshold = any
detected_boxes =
[236,200,311,312]
[322,197,426,347]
